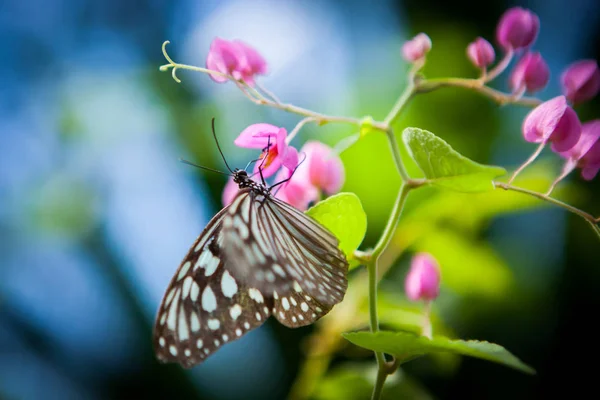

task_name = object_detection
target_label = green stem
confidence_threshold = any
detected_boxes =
[495,182,598,225]
[417,78,541,107]
[372,366,388,400]
[367,184,411,400]
[386,129,410,182]
[383,62,421,126]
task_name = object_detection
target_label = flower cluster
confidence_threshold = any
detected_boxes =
[206,38,267,86]
[219,123,345,210]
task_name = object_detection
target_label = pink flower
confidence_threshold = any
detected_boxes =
[300,141,345,194]
[272,141,345,211]
[222,177,240,207]
[523,96,581,152]
[405,253,441,302]
[561,60,600,105]
[496,7,539,51]
[234,123,299,178]
[206,38,267,86]
[467,37,495,69]
[509,51,550,93]
[402,33,432,63]
[559,120,600,181]
[273,168,319,211]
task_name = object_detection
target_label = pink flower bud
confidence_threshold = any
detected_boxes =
[467,37,496,68]
[523,96,581,152]
[467,37,495,69]
[402,33,432,62]
[405,253,441,302]
[509,51,550,93]
[496,7,540,50]
[234,124,298,178]
[560,120,600,181]
[301,141,345,194]
[206,38,267,86]
[561,60,600,105]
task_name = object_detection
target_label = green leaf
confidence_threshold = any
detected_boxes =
[402,128,506,192]
[343,331,535,375]
[306,192,367,258]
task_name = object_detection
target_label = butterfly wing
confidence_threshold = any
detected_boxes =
[153,198,272,368]
[221,190,348,311]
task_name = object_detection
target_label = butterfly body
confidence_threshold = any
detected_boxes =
[153,169,348,368]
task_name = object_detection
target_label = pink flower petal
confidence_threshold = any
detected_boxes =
[581,165,600,180]
[222,178,240,207]
[559,120,600,161]
[496,7,539,50]
[561,59,600,104]
[281,145,299,171]
[522,96,568,143]
[302,141,345,194]
[548,106,581,152]
[234,123,280,149]
[466,37,495,69]
[273,169,319,211]
[405,253,441,302]
[402,33,432,62]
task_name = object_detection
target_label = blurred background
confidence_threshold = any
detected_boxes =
[1,0,599,399]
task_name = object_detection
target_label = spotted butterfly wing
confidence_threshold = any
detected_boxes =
[153,176,349,368]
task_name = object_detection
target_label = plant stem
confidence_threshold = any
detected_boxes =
[367,184,411,400]
[507,141,546,184]
[484,47,513,82]
[417,78,541,107]
[386,129,411,182]
[495,182,598,224]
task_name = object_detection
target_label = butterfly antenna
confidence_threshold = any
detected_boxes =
[211,118,234,173]
[179,158,232,176]
[257,135,272,186]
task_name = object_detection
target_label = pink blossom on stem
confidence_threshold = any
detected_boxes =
[234,124,299,178]
[496,7,540,51]
[405,253,441,302]
[509,51,550,94]
[559,120,600,181]
[561,60,600,105]
[402,33,432,63]
[273,168,319,211]
[467,37,495,69]
[523,96,581,152]
[300,141,345,194]
[206,38,267,86]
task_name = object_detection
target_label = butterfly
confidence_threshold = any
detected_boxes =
[152,128,349,368]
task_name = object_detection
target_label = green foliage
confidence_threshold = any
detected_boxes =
[314,364,433,400]
[307,192,367,260]
[343,331,535,374]
[402,128,506,192]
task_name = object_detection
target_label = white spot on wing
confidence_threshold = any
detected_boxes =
[177,261,191,280]
[229,304,242,320]
[301,302,309,312]
[208,319,220,330]
[190,281,200,302]
[293,281,303,292]
[272,264,286,277]
[169,345,178,356]
[190,311,200,332]
[196,339,203,348]
[178,307,189,341]
[204,255,220,276]
[167,289,180,330]
[159,337,165,347]
[282,297,290,310]
[221,270,238,298]
[181,276,193,300]
[248,288,264,303]
[202,286,217,312]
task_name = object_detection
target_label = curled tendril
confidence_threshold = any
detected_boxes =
[161,41,181,83]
